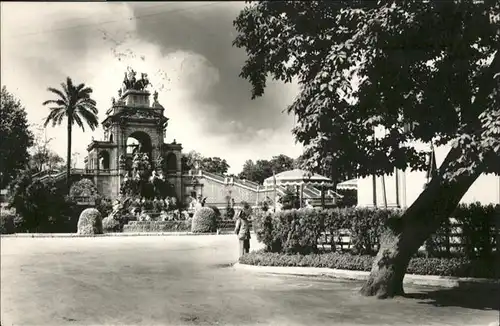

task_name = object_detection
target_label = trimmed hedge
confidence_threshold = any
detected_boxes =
[252,203,498,259]
[252,207,397,255]
[240,250,498,279]
[191,207,217,233]
[77,208,103,235]
[123,221,191,233]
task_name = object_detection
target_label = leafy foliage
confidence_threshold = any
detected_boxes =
[239,250,498,279]
[43,77,99,190]
[182,150,230,175]
[425,202,499,260]
[123,220,191,232]
[30,150,64,174]
[253,204,497,258]
[69,179,99,200]
[238,154,296,184]
[29,124,65,173]
[7,170,74,232]
[336,189,358,207]
[0,209,17,234]
[279,186,300,210]
[96,197,114,217]
[77,208,103,235]
[102,215,121,233]
[0,86,34,188]
[454,203,498,260]
[191,207,217,233]
[233,1,500,181]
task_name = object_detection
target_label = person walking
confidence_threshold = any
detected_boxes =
[234,202,252,257]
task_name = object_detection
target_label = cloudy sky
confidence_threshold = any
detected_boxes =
[1,2,302,174]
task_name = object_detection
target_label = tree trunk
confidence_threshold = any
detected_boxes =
[359,145,485,298]
[66,121,72,194]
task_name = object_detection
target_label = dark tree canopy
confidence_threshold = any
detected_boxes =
[8,170,72,233]
[202,157,230,175]
[182,150,231,175]
[234,0,500,299]
[0,86,34,188]
[233,1,500,182]
[238,154,295,184]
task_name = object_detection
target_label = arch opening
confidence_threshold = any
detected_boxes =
[99,151,110,170]
[126,131,153,158]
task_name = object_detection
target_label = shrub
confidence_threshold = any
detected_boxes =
[191,207,217,233]
[96,197,113,217]
[102,216,121,233]
[251,204,497,259]
[77,208,103,235]
[280,186,300,210]
[239,251,498,279]
[8,171,74,233]
[0,209,17,234]
[208,205,222,227]
[123,221,191,232]
[453,202,498,260]
[69,179,99,200]
[348,208,399,255]
[336,188,358,207]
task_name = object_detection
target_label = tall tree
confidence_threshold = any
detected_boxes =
[29,124,65,173]
[234,1,499,298]
[202,157,230,175]
[182,150,204,171]
[182,150,231,175]
[0,86,34,188]
[270,154,295,173]
[238,155,295,183]
[43,77,99,192]
[30,150,65,173]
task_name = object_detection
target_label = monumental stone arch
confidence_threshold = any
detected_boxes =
[84,69,183,199]
[78,68,335,211]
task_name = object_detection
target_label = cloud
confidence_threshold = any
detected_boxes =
[0,2,302,174]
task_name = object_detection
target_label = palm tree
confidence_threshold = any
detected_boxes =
[43,77,99,192]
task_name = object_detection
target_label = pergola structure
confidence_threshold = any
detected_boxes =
[263,169,337,208]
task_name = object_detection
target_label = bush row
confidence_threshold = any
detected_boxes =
[123,220,192,233]
[239,250,498,279]
[252,207,399,255]
[252,203,499,259]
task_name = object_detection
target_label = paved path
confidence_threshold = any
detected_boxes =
[1,235,497,326]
